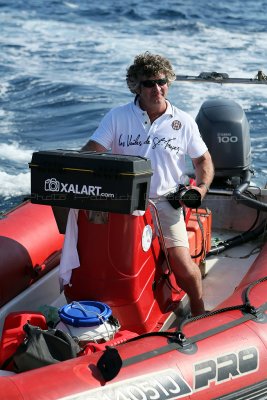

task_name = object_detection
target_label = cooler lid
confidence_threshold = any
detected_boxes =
[30,150,153,176]
[58,301,112,327]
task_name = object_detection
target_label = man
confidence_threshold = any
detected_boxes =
[82,52,214,316]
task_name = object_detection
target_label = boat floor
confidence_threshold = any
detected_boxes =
[0,228,264,338]
[202,229,263,311]
[24,231,266,326]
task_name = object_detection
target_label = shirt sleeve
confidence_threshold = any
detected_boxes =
[90,109,115,150]
[186,117,208,159]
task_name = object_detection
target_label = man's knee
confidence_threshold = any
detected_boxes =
[168,247,196,278]
[168,246,192,267]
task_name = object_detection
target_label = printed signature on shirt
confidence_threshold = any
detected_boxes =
[119,134,180,154]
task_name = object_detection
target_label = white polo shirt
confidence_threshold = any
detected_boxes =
[90,100,207,198]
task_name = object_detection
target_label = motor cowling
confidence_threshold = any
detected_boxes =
[196,98,251,187]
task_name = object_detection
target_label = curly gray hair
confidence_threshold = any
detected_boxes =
[126,52,176,94]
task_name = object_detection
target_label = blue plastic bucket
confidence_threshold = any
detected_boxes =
[58,301,112,327]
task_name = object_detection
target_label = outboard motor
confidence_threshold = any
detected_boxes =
[196,98,267,251]
[196,98,251,189]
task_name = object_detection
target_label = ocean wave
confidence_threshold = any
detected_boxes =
[0,0,266,212]
[0,142,33,163]
[0,170,30,199]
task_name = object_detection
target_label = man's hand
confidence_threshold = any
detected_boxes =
[81,140,107,152]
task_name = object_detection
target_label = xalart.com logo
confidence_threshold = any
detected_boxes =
[44,177,114,198]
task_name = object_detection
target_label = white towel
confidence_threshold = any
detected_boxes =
[58,208,80,289]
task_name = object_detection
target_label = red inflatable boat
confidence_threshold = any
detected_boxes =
[0,83,267,399]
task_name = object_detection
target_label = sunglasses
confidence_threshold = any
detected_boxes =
[140,78,168,88]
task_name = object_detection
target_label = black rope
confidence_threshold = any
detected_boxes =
[97,276,267,379]
[135,275,267,346]
[244,276,267,305]
[179,304,246,330]
[191,212,205,259]
[180,275,267,330]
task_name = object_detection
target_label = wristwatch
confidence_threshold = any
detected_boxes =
[198,182,210,192]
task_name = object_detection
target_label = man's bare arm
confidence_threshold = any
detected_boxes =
[192,151,215,197]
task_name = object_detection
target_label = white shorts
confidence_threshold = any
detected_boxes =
[150,198,189,249]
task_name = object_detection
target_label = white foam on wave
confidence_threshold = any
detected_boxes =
[0,142,33,163]
[0,82,9,97]
[251,136,267,143]
[1,5,266,197]
[83,22,267,116]
[0,170,30,198]
[64,2,79,9]
[0,142,32,197]
[2,8,266,97]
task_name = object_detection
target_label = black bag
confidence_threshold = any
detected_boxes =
[11,322,80,373]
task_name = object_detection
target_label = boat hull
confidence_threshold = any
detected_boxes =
[0,202,64,307]
[1,239,267,399]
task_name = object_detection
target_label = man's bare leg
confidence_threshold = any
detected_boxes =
[168,246,205,316]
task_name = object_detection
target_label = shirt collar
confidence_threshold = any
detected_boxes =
[134,96,173,117]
